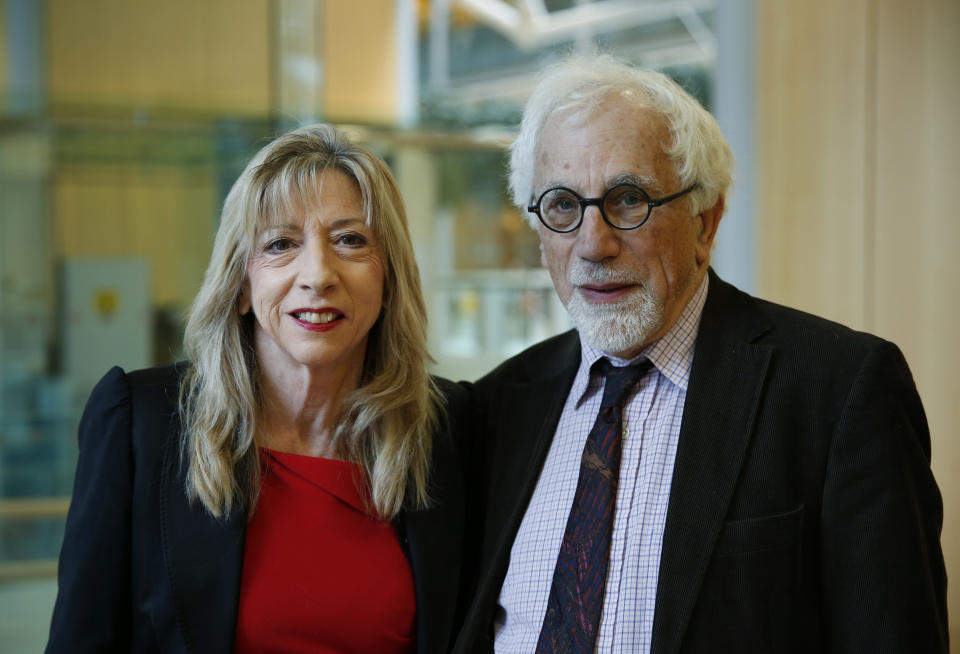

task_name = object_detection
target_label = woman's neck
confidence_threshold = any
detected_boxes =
[255,362,363,458]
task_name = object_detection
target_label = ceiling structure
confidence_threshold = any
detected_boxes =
[423,0,717,111]
[452,0,715,54]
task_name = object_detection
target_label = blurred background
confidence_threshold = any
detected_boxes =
[0,0,956,650]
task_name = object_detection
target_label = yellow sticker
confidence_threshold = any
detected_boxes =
[94,289,119,318]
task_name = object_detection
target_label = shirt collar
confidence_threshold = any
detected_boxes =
[571,273,709,405]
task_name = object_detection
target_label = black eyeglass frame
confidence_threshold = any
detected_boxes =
[527,182,699,233]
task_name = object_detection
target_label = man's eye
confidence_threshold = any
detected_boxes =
[618,192,642,206]
[547,194,578,213]
[609,187,645,208]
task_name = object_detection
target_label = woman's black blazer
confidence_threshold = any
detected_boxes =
[46,364,469,654]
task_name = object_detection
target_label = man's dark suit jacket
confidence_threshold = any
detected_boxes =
[455,270,948,653]
[46,364,469,654]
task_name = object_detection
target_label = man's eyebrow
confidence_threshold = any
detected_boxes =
[609,173,663,194]
[537,180,570,194]
[535,174,665,198]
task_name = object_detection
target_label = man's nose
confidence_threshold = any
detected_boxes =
[574,205,621,262]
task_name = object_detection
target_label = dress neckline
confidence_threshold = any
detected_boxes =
[260,447,369,514]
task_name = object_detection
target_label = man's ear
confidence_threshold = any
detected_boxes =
[695,194,725,266]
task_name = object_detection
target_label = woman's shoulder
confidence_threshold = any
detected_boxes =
[91,361,184,391]
[83,364,167,410]
[83,363,187,447]
[125,362,188,392]
[91,362,185,400]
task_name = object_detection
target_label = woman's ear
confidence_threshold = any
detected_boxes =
[238,282,251,315]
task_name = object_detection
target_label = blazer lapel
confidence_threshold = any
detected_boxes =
[650,272,772,654]
[160,436,246,654]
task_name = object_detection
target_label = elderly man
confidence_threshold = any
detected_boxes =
[455,55,947,653]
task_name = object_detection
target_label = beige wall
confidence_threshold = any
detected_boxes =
[46,0,271,116]
[43,0,406,123]
[757,0,960,643]
[756,1,870,327]
[323,0,400,124]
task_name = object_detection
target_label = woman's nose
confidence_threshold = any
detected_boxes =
[298,241,337,291]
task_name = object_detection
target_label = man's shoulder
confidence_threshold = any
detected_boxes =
[752,295,887,355]
[703,276,918,416]
[708,273,888,355]
[476,329,580,387]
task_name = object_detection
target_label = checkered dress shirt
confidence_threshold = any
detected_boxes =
[494,275,709,653]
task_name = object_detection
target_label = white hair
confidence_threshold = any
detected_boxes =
[509,53,734,227]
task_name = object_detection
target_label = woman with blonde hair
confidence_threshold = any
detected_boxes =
[47,124,468,654]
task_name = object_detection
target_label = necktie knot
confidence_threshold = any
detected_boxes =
[594,358,651,410]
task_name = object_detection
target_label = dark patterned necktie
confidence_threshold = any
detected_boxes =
[536,357,652,653]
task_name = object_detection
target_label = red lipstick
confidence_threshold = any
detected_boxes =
[289,307,345,332]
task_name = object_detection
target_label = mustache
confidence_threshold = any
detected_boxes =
[567,260,642,286]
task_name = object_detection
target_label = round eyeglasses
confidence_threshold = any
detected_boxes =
[528,182,699,233]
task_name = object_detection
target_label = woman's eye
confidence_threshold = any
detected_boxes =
[335,232,368,247]
[265,237,295,253]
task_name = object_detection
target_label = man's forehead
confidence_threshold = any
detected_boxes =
[534,102,670,191]
[543,90,661,128]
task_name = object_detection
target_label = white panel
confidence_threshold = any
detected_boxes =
[62,257,153,402]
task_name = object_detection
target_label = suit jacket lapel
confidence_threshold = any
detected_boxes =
[651,272,772,654]
[160,430,246,654]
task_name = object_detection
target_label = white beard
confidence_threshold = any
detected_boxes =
[564,261,665,356]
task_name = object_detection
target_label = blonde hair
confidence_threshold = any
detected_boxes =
[179,123,438,519]
[510,53,734,225]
